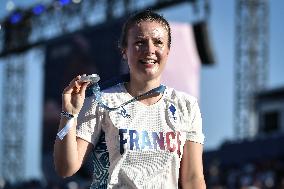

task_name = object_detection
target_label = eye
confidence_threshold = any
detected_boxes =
[154,39,164,47]
[135,40,144,46]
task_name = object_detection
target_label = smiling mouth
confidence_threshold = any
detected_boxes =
[140,59,157,65]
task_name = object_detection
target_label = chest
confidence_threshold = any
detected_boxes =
[102,101,187,157]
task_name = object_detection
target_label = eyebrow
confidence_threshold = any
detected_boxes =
[134,36,146,39]
[134,36,163,40]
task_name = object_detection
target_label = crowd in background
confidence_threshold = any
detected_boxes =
[205,157,284,189]
[1,155,283,189]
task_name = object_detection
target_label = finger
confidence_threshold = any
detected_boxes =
[75,78,88,93]
[79,82,90,96]
[63,75,81,94]
[63,85,73,94]
[69,75,81,87]
[75,80,80,89]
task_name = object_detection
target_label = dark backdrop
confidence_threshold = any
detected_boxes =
[41,18,129,182]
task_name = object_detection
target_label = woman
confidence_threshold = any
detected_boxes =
[54,10,206,189]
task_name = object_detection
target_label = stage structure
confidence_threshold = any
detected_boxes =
[234,0,269,139]
[0,48,44,183]
[0,0,212,184]
[0,0,207,56]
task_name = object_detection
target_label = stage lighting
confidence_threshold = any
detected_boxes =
[32,4,45,15]
[9,12,22,24]
[59,0,71,6]
[72,0,82,4]
[6,0,15,12]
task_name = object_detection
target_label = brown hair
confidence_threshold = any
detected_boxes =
[119,9,171,50]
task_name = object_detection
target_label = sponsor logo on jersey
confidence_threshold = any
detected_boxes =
[119,129,183,157]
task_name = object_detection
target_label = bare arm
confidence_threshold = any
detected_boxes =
[53,75,92,177]
[54,118,93,177]
[179,141,206,189]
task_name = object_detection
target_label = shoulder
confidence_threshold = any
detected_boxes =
[164,86,198,107]
[100,83,129,108]
[163,86,201,120]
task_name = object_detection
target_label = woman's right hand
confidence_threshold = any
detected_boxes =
[61,75,90,115]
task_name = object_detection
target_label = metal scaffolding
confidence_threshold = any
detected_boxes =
[1,54,26,183]
[234,0,269,139]
[0,0,197,57]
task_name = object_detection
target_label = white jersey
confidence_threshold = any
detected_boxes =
[76,83,205,189]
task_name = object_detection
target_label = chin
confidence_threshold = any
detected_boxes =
[141,72,161,82]
[145,67,160,75]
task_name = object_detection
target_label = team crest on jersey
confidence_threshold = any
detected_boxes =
[168,104,177,123]
[117,106,131,118]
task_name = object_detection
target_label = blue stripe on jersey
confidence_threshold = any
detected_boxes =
[90,132,109,189]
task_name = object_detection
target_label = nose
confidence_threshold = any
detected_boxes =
[144,40,156,55]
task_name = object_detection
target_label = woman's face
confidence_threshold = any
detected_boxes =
[123,21,170,82]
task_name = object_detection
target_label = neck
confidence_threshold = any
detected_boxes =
[125,76,162,105]
[126,76,161,96]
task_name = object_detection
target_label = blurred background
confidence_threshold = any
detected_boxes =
[0,0,283,188]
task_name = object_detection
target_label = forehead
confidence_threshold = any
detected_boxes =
[128,21,168,38]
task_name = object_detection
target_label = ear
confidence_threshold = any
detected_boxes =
[123,54,127,60]
[122,49,127,60]
[165,47,170,56]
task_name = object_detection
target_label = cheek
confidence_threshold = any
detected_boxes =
[128,46,142,60]
[158,48,169,59]
[127,45,139,54]
[134,45,140,52]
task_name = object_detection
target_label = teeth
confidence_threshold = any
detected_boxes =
[141,60,156,64]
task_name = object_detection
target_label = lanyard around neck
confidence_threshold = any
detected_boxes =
[93,83,166,111]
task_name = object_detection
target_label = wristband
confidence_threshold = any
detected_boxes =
[57,111,78,140]
[60,111,78,120]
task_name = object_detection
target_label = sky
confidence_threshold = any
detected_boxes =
[0,0,284,151]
